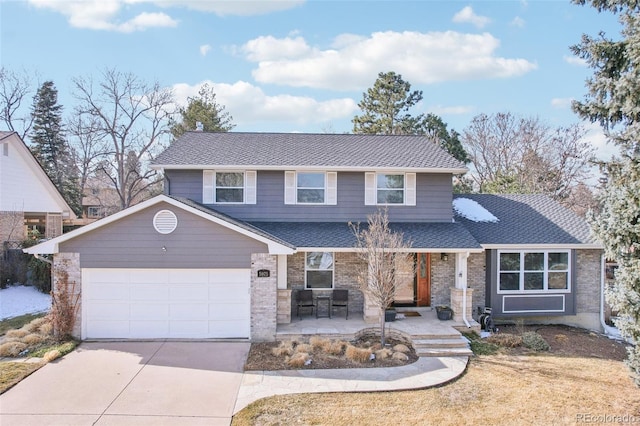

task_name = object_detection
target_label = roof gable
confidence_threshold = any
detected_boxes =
[152,132,468,173]
[24,195,294,255]
[0,132,76,218]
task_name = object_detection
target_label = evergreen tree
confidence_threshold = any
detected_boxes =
[170,83,234,140]
[353,71,469,164]
[30,81,81,215]
[572,0,640,385]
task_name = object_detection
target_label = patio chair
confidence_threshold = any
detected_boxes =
[331,289,349,319]
[296,289,315,319]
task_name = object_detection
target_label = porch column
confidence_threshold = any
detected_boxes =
[451,252,473,322]
[276,255,291,324]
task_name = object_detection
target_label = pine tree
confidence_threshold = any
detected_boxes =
[30,81,81,215]
[571,0,640,385]
[170,83,234,140]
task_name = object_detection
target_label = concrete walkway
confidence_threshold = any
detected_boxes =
[234,356,468,415]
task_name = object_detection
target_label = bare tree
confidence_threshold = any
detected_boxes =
[351,210,414,346]
[462,112,595,205]
[71,68,174,210]
[0,67,35,139]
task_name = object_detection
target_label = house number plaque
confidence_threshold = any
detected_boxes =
[257,269,270,278]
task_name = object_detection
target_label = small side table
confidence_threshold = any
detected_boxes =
[316,295,332,318]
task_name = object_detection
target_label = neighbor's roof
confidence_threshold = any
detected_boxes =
[249,221,482,252]
[453,194,601,248]
[152,132,468,173]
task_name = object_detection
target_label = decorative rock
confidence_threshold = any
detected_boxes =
[393,344,410,353]
[392,351,409,361]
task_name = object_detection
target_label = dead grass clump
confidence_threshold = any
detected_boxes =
[5,329,29,339]
[24,317,50,333]
[392,351,409,361]
[345,345,372,363]
[271,341,295,357]
[21,333,46,346]
[309,336,331,351]
[38,322,54,336]
[0,341,28,357]
[554,334,569,343]
[487,333,523,348]
[393,344,410,353]
[295,343,313,354]
[326,340,346,355]
[287,352,310,368]
[42,349,62,363]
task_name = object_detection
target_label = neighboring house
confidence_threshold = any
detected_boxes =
[0,131,76,246]
[24,132,603,341]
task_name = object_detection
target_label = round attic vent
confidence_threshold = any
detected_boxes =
[153,210,178,234]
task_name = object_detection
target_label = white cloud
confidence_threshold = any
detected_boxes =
[242,31,537,91]
[27,0,300,32]
[551,97,573,109]
[452,6,491,29]
[583,121,617,162]
[28,0,177,32]
[200,44,212,56]
[564,55,587,66]
[510,16,525,28]
[172,80,358,126]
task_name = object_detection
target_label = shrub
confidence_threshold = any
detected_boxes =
[295,343,313,354]
[50,268,80,340]
[5,329,29,339]
[487,333,523,348]
[326,340,345,355]
[463,332,500,356]
[38,321,53,336]
[21,333,46,345]
[24,317,50,333]
[345,345,372,363]
[522,331,550,351]
[287,352,310,368]
[309,336,331,351]
[271,341,294,357]
[0,341,27,357]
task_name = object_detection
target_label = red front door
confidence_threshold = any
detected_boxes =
[416,253,431,306]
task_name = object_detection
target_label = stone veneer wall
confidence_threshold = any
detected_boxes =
[287,252,365,318]
[53,252,82,339]
[250,253,277,341]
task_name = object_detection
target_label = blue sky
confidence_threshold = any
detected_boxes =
[0,0,621,157]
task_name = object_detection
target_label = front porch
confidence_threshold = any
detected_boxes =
[275,307,475,357]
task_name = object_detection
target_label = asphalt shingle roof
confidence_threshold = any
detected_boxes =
[153,132,468,171]
[453,194,598,246]
[248,221,482,250]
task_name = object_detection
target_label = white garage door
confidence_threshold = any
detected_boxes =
[82,268,250,339]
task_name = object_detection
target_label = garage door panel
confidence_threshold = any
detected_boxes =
[130,321,169,338]
[130,285,169,301]
[130,303,169,319]
[170,285,208,301]
[83,268,251,339]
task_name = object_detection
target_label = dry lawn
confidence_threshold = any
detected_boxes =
[233,354,639,426]
[0,362,42,394]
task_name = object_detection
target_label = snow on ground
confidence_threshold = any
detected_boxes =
[453,198,499,223]
[0,285,51,320]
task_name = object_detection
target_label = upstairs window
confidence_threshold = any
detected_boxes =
[285,171,337,205]
[202,170,256,204]
[365,172,416,206]
[216,172,244,203]
[498,251,570,293]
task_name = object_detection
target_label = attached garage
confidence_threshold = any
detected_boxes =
[82,268,250,339]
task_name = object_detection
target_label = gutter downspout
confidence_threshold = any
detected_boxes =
[458,252,471,328]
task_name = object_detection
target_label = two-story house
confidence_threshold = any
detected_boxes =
[25,132,603,341]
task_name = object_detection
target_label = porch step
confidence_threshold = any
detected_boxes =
[415,347,474,357]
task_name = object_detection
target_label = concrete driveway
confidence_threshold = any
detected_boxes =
[0,341,250,426]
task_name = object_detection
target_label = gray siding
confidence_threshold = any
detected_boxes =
[60,201,269,268]
[165,170,453,222]
[487,249,576,317]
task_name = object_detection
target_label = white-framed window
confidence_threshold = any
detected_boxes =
[365,172,416,206]
[87,206,104,218]
[202,170,256,204]
[498,250,570,293]
[305,252,334,289]
[284,171,337,205]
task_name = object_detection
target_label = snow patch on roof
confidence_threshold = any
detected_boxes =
[453,198,499,223]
